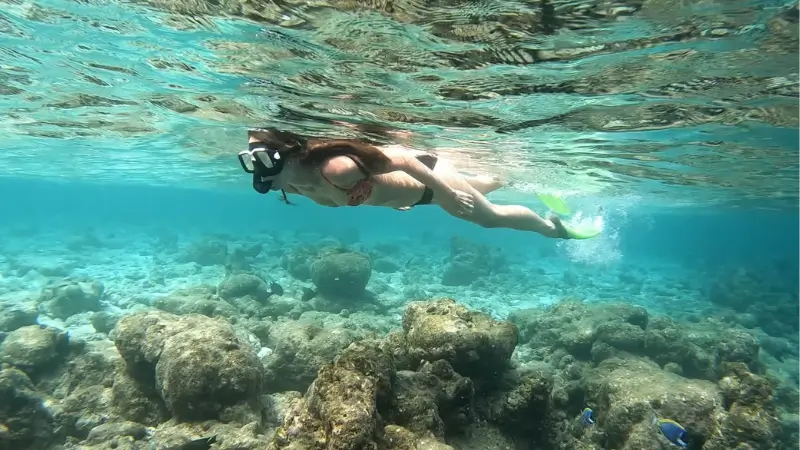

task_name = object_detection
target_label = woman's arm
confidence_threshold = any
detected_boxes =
[385,154,453,195]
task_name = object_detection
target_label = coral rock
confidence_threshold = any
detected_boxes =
[402,298,518,378]
[0,325,69,375]
[114,311,264,422]
[381,425,455,449]
[0,296,38,332]
[389,360,474,439]
[0,367,55,450]
[586,358,718,449]
[310,252,372,299]
[268,340,394,450]
[263,318,368,393]
[155,325,264,421]
[37,278,103,320]
[218,273,274,303]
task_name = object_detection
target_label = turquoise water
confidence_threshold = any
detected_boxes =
[0,0,798,449]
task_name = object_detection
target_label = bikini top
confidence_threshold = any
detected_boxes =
[319,156,373,206]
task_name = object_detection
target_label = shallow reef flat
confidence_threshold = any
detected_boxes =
[0,225,797,449]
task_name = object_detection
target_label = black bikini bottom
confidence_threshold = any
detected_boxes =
[413,154,438,206]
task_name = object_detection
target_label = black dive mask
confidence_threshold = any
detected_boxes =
[238,141,285,194]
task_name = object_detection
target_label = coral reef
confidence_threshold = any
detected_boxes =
[178,239,229,266]
[510,300,762,381]
[261,314,376,393]
[708,266,799,338]
[509,299,794,449]
[268,340,395,449]
[0,230,796,450]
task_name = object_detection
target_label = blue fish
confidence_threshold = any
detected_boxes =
[652,414,688,448]
[580,407,595,426]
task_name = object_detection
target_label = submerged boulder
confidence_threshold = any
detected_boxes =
[0,367,56,450]
[262,318,369,393]
[401,298,518,379]
[218,273,274,303]
[0,296,38,332]
[388,360,475,439]
[0,325,69,376]
[586,358,719,449]
[38,278,103,320]
[310,252,372,299]
[268,340,395,449]
[155,325,263,421]
[114,310,264,422]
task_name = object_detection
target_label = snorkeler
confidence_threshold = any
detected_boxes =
[238,127,578,239]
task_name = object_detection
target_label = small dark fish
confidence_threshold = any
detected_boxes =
[653,414,688,448]
[269,282,284,296]
[180,435,216,450]
[301,287,317,301]
[580,407,595,426]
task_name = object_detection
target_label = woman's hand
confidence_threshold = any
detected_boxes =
[385,154,474,216]
[441,188,475,216]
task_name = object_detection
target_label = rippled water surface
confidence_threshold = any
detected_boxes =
[1,0,797,207]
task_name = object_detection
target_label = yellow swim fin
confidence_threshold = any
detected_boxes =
[560,221,603,240]
[542,195,604,240]
[538,193,571,216]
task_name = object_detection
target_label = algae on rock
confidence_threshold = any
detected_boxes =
[402,298,518,380]
[114,310,264,422]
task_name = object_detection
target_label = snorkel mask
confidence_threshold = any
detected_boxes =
[238,140,285,194]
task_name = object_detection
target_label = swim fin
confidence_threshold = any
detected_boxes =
[560,221,603,240]
[542,194,603,240]
[538,193,571,215]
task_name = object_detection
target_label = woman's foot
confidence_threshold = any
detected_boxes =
[549,215,572,239]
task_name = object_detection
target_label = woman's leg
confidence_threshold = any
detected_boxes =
[464,174,503,195]
[432,161,562,238]
[467,192,562,237]
[396,174,501,212]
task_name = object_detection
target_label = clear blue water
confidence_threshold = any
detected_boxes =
[2,176,797,325]
[0,0,797,447]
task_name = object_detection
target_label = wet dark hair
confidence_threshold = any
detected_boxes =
[248,128,393,204]
[249,128,392,172]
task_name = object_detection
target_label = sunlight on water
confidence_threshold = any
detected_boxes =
[0,0,795,207]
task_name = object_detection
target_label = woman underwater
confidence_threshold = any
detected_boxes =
[238,127,579,239]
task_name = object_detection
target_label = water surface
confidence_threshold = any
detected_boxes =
[0,0,797,208]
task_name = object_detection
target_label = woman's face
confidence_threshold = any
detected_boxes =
[247,132,301,191]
